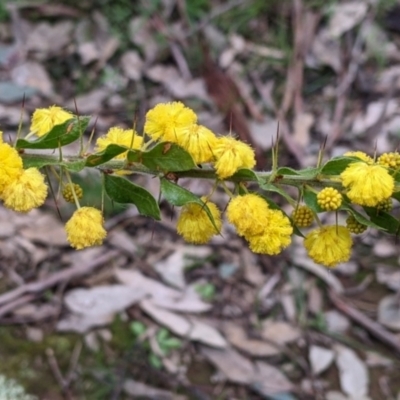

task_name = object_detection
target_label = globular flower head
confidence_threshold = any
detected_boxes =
[65,207,107,249]
[248,209,293,255]
[62,183,83,203]
[340,162,394,207]
[346,215,367,234]
[292,205,314,227]
[176,124,218,164]
[304,225,352,267]
[95,127,143,159]
[176,197,222,244]
[144,102,197,142]
[213,136,256,179]
[226,193,270,237]
[0,142,23,194]
[317,187,342,211]
[30,105,74,137]
[377,152,400,169]
[2,168,48,212]
[376,197,393,213]
[344,151,373,164]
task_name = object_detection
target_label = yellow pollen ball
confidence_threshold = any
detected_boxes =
[213,136,255,179]
[95,127,143,159]
[226,193,270,237]
[176,124,218,164]
[65,207,107,249]
[343,151,373,164]
[144,102,197,142]
[0,142,23,194]
[292,205,313,227]
[2,168,48,212]
[377,152,400,169]
[340,162,394,207]
[176,197,222,244]
[247,209,293,255]
[30,105,74,137]
[304,225,352,268]
[317,187,342,211]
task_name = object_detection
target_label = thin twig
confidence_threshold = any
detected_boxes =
[0,250,118,308]
[329,290,400,356]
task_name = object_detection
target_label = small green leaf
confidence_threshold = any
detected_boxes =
[297,167,320,178]
[231,168,258,181]
[341,203,382,230]
[303,188,324,213]
[364,208,400,234]
[276,167,300,176]
[86,144,127,167]
[259,182,296,205]
[160,178,219,232]
[16,116,90,149]
[104,174,160,220]
[128,142,196,171]
[320,156,358,175]
[22,154,86,172]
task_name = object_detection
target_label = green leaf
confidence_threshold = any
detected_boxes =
[160,178,220,232]
[86,144,127,167]
[276,167,300,176]
[391,191,400,202]
[297,167,320,178]
[364,208,400,234]
[22,154,86,172]
[340,203,382,230]
[104,174,160,220]
[16,116,90,149]
[259,182,296,205]
[128,142,196,171]
[303,188,324,213]
[231,168,258,181]
[320,156,358,175]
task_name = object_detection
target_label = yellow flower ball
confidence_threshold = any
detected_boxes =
[346,215,367,234]
[176,124,218,164]
[213,136,256,179]
[226,193,270,237]
[144,102,197,142]
[377,152,400,169]
[343,151,373,164]
[30,105,74,137]
[317,187,342,211]
[95,127,143,159]
[2,168,48,212]
[292,205,313,227]
[176,197,222,244]
[304,225,352,268]
[340,162,394,207]
[65,207,107,249]
[0,142,23,194]
[247,209,293,255]
[62,183,83,203]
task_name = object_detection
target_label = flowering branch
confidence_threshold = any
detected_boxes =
[1,103,399,269]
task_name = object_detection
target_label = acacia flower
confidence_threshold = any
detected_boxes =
[346,215,367,234]
[0,142,23,194]
[377,152,400,169]
[176,124,218,164]
[176,197,222,244]
[292,205,313,227]
[317,187,342,211]
[213,136,256,179]
[65,207,106,249]
[227,193,270,237]
[95,127,143,159]
[144,102,197,142]
[62,183,83,203]
[343,151,373,164]
[30,105,74,137]
[304,225,352,267]
[2,168,48,212]
[340,162,394,207]
[247,209,293,255]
